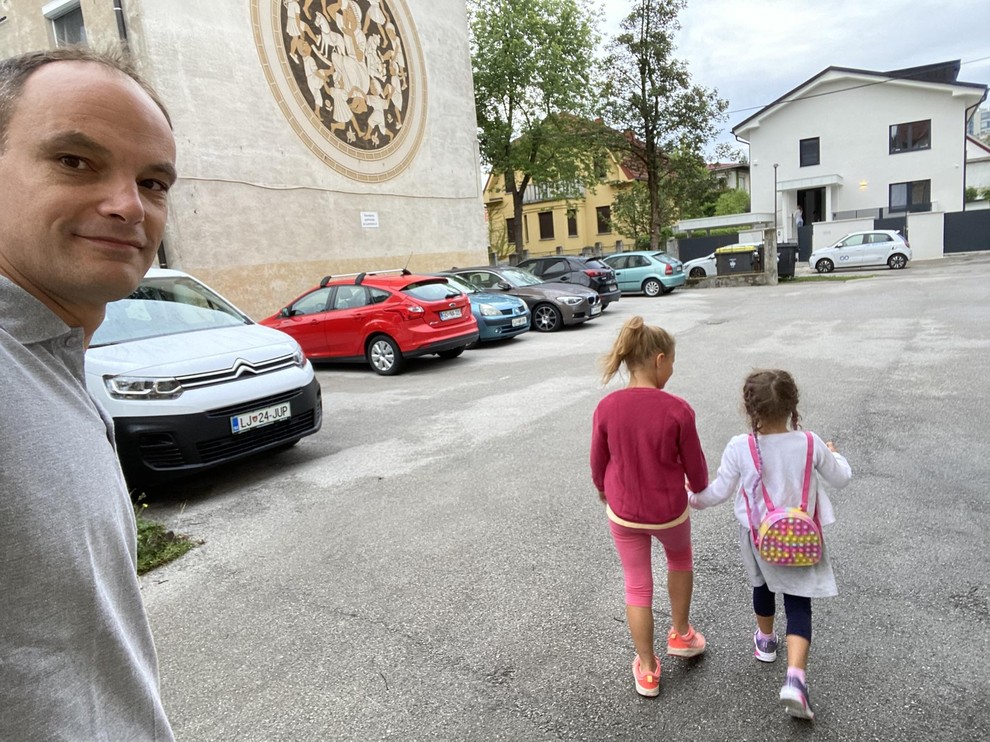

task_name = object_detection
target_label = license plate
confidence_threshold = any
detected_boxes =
[511,316,527,327]
[607,283,617,290]
[591,304,602,316]
[231,402,291,434]
[439,308,462,320]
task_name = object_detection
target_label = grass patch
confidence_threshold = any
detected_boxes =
[784,274,875,283]
[135,504,197,575]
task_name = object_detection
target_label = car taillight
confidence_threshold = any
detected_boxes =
[402,303,425,319]
[584,269,606,277]
[664,264,673,275]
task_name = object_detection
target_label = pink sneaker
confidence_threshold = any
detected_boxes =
[666,625,706,658]
[632,655,661,697]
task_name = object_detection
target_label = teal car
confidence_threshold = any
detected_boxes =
[601,251,687,296]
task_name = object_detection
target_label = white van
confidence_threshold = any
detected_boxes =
[86,268,322,488]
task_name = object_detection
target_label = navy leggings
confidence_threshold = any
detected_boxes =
[753,583,812,642]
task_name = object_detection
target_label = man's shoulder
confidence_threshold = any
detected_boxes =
[0,277,70,344]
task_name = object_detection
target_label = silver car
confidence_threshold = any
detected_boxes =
[810,230,912,273]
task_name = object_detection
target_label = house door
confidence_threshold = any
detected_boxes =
[797,187,825,226]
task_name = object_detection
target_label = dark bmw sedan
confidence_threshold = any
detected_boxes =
[443,265,601,332]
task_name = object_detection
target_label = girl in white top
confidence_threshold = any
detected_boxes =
[689,369,852,721]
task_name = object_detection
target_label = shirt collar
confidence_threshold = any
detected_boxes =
[0,275,78,345]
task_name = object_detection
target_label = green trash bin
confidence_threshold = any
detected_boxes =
[715,244,763,274]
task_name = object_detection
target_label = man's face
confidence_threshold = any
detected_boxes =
[0,61,176,320]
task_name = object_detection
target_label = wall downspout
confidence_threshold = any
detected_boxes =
[113,0,127,42]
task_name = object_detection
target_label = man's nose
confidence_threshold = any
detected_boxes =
[96,178,146,223]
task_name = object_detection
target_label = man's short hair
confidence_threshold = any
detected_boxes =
[0,46,172,150]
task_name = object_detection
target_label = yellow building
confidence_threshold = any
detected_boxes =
[483,152,640,261]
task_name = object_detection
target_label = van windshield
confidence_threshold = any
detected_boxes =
[90,277,251,347]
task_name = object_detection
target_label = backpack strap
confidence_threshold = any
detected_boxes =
[748,432,817,516]
[747,435,777,512]
[800,431,814,511]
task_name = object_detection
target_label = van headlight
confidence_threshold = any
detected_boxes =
[292,349,306,367]
[104,375,184,400]
[555,296,584,306]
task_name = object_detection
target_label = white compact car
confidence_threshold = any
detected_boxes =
[683,252,717,278]
[809,230,912,273]
[87,267,322,488]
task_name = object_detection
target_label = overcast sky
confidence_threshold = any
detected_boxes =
[601,0,990,155]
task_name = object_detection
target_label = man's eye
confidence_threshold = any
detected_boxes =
[140,179,171,193]
[58,155,87,169]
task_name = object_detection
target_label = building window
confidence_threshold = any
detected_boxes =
[596,205,611,234]
[567,210,578,237]
[889,179,931,213]
[43,0,86,46]
[889,120,931,154]
[799,138,820,167]
[538,211,554,240]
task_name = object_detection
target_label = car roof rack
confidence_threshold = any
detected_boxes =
[319,268,411,288]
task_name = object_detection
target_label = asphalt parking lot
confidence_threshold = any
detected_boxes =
[142,252,990,741]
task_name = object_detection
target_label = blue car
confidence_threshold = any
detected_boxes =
[601,251,687,296]
[437,273,531,342]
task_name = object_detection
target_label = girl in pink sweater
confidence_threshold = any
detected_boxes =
[591,316,709,698]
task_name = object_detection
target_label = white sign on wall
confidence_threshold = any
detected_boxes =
[361,212,380,229]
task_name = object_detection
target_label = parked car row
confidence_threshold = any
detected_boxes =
[86,251,690,488]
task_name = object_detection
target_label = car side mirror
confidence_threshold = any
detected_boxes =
[280,307,292,318]
[496,281,511,290]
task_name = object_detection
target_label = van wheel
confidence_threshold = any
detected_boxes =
[367,335,404,375]
[815,259,834,274]
[888,254,907,269]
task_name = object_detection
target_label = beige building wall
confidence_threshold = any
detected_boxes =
[2,1,488,319]
[485,155,636,259]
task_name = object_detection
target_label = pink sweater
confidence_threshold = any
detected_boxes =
[591,388,709,525]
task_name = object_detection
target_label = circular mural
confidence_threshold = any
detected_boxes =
[251,0,427,182]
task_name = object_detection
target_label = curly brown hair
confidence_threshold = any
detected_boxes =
[742,369,801,433]
[600,315,675,384]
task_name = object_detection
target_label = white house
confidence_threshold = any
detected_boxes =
[733,61,987,250]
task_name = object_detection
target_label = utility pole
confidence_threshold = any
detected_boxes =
[767,163,779,286]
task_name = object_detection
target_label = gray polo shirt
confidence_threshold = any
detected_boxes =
[0,277,173,741]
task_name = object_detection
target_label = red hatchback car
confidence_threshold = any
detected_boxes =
[261,270,479,375]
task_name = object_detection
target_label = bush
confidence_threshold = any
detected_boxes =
[965,186,980,202]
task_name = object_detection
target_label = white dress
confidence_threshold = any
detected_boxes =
[690,431,852,598]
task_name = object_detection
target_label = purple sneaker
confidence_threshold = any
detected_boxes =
[779,675,815,720]
[753,630,778,662]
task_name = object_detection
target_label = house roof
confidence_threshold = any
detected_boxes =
[733,60,988,139]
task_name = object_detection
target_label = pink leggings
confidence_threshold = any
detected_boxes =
[609,519,693,607]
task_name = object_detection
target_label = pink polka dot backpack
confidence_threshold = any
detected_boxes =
[742,432,823,567]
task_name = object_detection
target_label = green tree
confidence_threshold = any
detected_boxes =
[714,188,750,215]
[601,0,727,249]
[470,0,607,255]
[610,179,651,247]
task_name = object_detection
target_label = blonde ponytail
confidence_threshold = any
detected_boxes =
[601,316,675,384]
